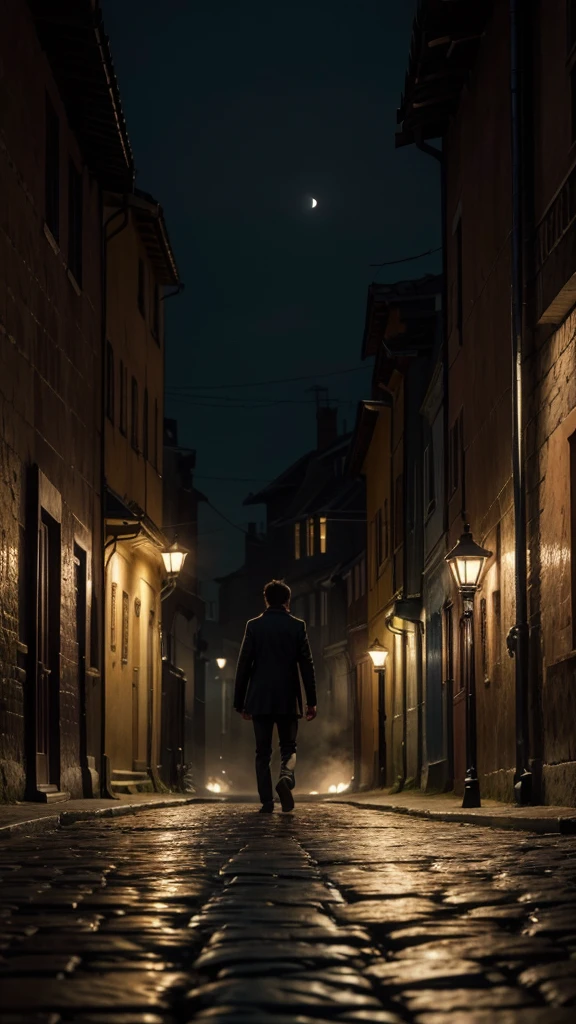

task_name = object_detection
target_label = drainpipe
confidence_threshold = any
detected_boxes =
[508,0,532,805]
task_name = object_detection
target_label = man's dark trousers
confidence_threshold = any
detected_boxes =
[252,715,298,805]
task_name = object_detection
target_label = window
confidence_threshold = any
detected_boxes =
[110,582,117,652]
[443,603,455,689]
[320,590,328,626]
[131,376,139,451]
[424,443,436,518]
[480,596,489,685]
[154,398,159,469]
[569,1,576,52]
[68,160,83,285]
[306,517,314,557]
[360,556,366,595]
[119,361,128,436]
[106,342,114,423]
[383,498,390,560]
[319,516,327,554]
[308,592,316,627]
[138,259,146,317]
[143,389,149,460]
[121,591,129,664]
[394,474,404,550]
[294,522,301,560]
[153,284,160,340]
[455,217,463,346]
[353,562,361,600]
[375,508,383,567]
[449,413,464,496]
[45,95,59,241]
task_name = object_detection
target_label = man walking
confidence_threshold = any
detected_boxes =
[233,579,317,813]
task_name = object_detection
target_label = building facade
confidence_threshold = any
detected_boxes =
[0,0,132,802]
[102,192,180,796]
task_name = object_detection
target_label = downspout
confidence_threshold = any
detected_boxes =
[100,199,130,798]
[508,0,532,805]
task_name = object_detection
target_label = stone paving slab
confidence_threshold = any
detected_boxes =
[331,790,576,833]
[1,802,576,1019]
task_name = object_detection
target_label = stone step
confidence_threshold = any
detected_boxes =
[36,786,71,804]
[111,770,150,783]
[110,769,154,796]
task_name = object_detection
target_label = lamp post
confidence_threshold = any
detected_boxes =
[445,524,492,808]
[215,658,227,738]
[368,640,389,788]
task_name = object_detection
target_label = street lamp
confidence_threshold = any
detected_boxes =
[161,541,188,578]
[368,640,389,788]
[216,657,227,670]
[446,524,492,808]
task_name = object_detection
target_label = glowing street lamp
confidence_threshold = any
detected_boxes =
[446,524,491,596]
[216,657,227,670]
[368,639,389,787]
[445,524,492,808]
[161,541,188,578]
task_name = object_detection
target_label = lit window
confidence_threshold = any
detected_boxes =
[294,522,301,560]
[319,516,327,554]
[307,517,314,556]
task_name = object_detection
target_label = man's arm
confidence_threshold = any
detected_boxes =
[297,622,317,709]
[233,625,255,711]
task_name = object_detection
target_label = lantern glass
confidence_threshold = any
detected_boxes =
[368,640,389,669]
[216,657,227,670]
[161,545,187,577]
[446,525,491,594]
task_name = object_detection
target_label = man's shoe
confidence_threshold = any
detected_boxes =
[259,801,274,813]
[275,777,295,813]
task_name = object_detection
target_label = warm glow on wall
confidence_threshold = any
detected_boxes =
[319,516,327,553]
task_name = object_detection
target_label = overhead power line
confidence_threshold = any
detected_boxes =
[166,365,368,392]
[370,245,442,268]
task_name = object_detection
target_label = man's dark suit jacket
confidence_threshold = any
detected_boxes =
[233,608,317,717]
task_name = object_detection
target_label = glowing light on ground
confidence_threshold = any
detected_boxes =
[328,783,349,794]
[206,781,222,793]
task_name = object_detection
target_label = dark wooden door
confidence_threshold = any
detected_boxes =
[36,520,52,785]
[74,545,89,795]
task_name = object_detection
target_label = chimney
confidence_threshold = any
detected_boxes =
[317,406,338,451]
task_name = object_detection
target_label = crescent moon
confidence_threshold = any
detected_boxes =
[311,197,317,208]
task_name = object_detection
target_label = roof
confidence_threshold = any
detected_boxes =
[346,399,392,478]
[244,452,313,507]
[272,435,362,526]
[28,0,134,191]
[132,189,180,287]
[396,0,494,148]
[362,275,442,359]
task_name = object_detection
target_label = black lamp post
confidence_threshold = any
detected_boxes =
[368,639,389,788]
[445,525,492,808]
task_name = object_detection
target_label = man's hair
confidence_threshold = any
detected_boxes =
[264,579,291,608]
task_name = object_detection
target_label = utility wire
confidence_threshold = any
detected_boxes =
[370,245,442,267]
[166,364,368,392]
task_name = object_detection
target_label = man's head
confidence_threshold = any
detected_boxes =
[263,579,291,609]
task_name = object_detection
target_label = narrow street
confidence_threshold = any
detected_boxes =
[1,805,576,1021]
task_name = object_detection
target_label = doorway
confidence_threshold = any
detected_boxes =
[35,511,60,790]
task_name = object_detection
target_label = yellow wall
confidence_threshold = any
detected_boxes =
[105,207,164,528]
[105,541,163,772]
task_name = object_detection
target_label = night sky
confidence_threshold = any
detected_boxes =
[101,0,440,586]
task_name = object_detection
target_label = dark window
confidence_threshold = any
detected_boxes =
[131,377,139,450]
[68,160,83,285]
[106,342,114,423]
[138,259,146,318]
[153,284,160,340]
[375,508,383,567]
[45,95,59,241]
[119,360,127,436]
[383,498,389,560]
[449,413,464,497]
[424,442,436,518]
[394,474,404,550]
[455,218,463,345]
[571,64,576,142]
[143,388,149,460]
[443,603,454,687]
[569,1,576,51]
[154,398,159,469]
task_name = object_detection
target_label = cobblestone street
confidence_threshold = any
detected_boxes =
[1,803,576,1022]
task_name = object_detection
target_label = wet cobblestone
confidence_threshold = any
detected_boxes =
[0,804,576,1020]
